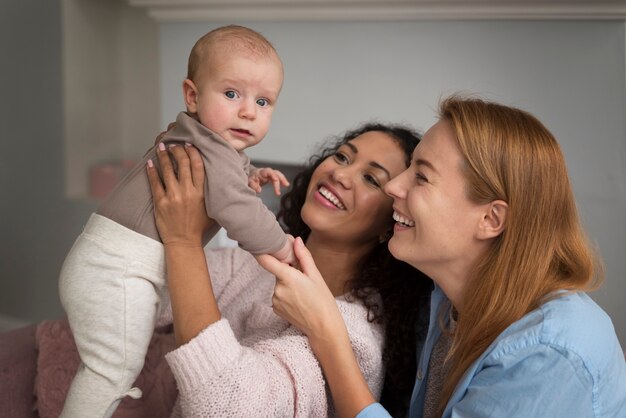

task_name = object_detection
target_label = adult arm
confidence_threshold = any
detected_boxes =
[147,143,220,346]
[258,239,391,418]
[165,304,382,417]
[148,145,383,416]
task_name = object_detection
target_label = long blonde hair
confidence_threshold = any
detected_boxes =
[437,96,603,415]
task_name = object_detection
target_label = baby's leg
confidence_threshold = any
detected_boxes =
[59,216,166,418]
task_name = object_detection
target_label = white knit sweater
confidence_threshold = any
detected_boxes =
[163,246,385,417]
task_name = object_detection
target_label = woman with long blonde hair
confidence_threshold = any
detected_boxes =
[260,96,626,417]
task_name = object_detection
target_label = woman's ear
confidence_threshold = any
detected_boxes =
[183,79,199,113]
[477,200,508,240]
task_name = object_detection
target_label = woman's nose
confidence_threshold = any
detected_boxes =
[331,165,353,189]
[384,170,407,199]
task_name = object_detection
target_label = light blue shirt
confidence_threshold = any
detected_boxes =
[357,286,626,418]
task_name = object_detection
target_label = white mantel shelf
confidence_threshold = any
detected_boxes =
[128,0,626,22]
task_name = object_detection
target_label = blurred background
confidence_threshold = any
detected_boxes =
[1,0,625,346]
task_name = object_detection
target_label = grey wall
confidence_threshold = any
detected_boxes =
[1,1,624,348]
[0,0,96,324]
[161,21,626,344]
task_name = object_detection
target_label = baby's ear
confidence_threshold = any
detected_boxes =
[477,199,508,240]
[182,79,199,112]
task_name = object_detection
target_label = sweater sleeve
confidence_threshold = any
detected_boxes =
[165,319,327,417]
[336,299,386,400]
[164,299,385,417]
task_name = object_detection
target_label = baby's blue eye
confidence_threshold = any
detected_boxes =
[225,90,237,99]
[256,98,269,107]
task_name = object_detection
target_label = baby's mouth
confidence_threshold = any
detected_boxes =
[231,128,251,136]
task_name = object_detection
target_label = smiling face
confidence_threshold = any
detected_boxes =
[301,131,407,249]
[183,51,283,151]
[384,120,492,284]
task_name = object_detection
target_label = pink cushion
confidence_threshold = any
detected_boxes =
[0,324,38,417]
[35,319,177,418]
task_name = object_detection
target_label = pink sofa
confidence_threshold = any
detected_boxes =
[0,319,177,417]
[0,324,38,417]
[5,319,624,417]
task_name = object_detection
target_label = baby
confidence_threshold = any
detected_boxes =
[59,25,293,417]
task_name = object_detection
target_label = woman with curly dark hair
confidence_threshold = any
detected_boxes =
[147,122,432,416]
[277,123,432,415]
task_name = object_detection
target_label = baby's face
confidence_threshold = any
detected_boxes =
[188,52,283,151]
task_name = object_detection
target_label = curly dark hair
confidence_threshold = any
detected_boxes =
[277,122,433,416]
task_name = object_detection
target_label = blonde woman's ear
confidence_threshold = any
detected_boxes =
[182,79,199,113]
[477,200,508,240]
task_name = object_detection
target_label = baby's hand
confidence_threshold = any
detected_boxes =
[248,167,290,196]
[254,235,297,269]
[274,235,297,266]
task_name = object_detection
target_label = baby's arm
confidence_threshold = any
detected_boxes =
[260,234,295,266]
[248,167,290,195]
[197,131,289,256]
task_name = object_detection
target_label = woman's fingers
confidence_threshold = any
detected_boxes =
[185,144,205,190]
[146,159,165,200]
[167,144,192,185]
[153,122,177,145]
[256,253,294,281]
[271,285,290,319]
[147,140,212,248]
[257,238,318,284]
[292,238,321,281]
[157,143,205,193]
[155,142,179,190]
[264,244,337,337]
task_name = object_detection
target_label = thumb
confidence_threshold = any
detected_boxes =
[256,253,289,279]
[293,237,321,281]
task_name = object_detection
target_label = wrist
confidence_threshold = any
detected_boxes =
[163,240,204,249]
[307,311,376,417]
[309,310,349,351]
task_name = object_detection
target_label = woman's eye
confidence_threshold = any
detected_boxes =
[224,90,238,99]
[415,172,428,183]
[333,152,349,164]
[364,174,380,188]
[256,98,269,107]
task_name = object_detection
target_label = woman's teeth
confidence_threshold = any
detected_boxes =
[319,186,345,209]
[393,211,415,227]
